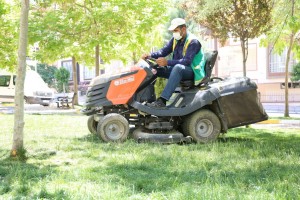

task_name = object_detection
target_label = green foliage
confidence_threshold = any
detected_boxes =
[183,0,273,44]
[182,0,273,76]
[29,0,170,66]
[154,77,166,97]
[54,67,70,93]
[260,0,300,57]
[1,114,300,199]
[291,62,300,81]
[36,63,57,88]
[0,0,18,71]
[260,0,300,117]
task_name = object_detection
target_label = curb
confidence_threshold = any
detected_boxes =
[24,110,82,115]
[258,119,300,126]
[257,119,280,124]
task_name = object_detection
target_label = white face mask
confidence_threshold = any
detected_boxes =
[173,31,182,40]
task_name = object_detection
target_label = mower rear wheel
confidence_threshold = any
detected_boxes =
[183,109,221,143]
[97,113,129,142]
[87,115,98,134]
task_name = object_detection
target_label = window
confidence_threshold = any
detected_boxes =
[269,48,296,75]
[0,75,11,87]
[84,67,95,80]
[61,60,73,80]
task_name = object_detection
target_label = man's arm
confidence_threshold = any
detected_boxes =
[167,39,201,67]
[150,39,173,59]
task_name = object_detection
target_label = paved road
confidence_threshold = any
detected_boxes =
[262,103,300,114]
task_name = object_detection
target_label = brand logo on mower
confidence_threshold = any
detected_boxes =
[114,76,135,86]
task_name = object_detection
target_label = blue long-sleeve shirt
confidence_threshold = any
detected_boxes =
[150,33,201,67]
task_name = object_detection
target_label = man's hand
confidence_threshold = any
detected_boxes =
[151,68,157,75]
[141,53,150,60]
[156,57,168,67]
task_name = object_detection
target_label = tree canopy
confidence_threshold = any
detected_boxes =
[182,0,273,76]
[55,67,70,93]
[0,0,18,71]
[29,0,169,66]
[36,63,57,88]
[260,0,300,117]
[261,0,300,59]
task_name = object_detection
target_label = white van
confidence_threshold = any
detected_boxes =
[0,69,54,106]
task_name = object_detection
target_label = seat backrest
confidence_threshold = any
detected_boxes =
[196,50,218,87]
[204,50,218,78]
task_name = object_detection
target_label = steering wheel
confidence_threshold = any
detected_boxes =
[144,57,159,69]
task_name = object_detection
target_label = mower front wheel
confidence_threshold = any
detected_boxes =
[183,109,221,143]
[88,115,103,134]
[97,113,129,142]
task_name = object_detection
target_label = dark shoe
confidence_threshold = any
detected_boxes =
[147,98,166,108]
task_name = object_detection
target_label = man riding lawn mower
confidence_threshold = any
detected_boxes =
[81,18,268,143]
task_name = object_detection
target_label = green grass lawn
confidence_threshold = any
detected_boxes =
[0,114,299,200]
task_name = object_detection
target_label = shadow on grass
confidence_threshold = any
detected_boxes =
[218,136,256,143]
[224,127,300,141]
[0,149,70,199]
[88,152,300,198]
[79,127,300,196]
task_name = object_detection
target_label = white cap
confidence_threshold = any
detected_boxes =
[168,18,186,31]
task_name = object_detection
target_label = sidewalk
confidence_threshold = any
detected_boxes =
[0,94,87,115]
[0,103,81,115]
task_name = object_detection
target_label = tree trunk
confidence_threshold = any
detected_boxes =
[11,0,29,157]
[95,45,100,76]
[72,56,78,107]
[241,37,249,128]
[284,34,294,117]
[284,0,295,117]
[132,52,138,64]
[63,83,66,94]
[240,38,248,77]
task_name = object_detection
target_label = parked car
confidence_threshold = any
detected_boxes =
[0,69,54,106]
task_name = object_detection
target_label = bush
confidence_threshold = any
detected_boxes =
[36,64,58,88]
[154,77,166,97]
[291,62,300,82]
[55,67,70,93]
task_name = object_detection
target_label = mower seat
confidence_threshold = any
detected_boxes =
[180,80,194,87]
[180,80,194,90]
[196,50,218,87]
[177,50,218,91]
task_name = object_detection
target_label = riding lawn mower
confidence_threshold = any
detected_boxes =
[81,51,268,143]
